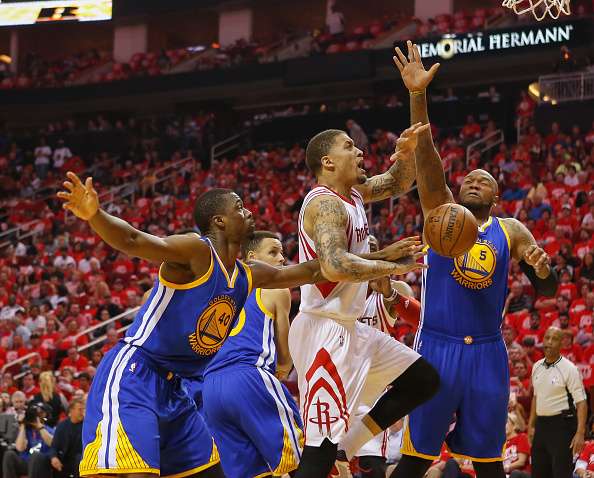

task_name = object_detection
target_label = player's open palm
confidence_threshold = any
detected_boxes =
[57,171,100,220]
[393,40,440,92]
[391,122,431,161]
[381,236,423,261]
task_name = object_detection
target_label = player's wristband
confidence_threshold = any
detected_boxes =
[409,90,425,96]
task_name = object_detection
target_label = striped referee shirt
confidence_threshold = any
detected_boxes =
[532,356,586,417]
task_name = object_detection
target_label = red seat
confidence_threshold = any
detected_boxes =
[345,41,361,51]
[369,23,383,37]
[326,43,344,54]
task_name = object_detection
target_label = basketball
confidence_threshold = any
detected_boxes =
[424,203,478,258]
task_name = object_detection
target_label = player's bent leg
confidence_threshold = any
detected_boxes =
[80,345,162,477]
[471,462,505,478]
[292,439,337,478]
[367,357,439,430]
[389,455,432,478]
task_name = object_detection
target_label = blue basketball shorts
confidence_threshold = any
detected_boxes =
[402,328,509,462]
[80,343,219,477]
[203,365,304,478]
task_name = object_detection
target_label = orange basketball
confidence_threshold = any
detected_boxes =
[424,203,478,258]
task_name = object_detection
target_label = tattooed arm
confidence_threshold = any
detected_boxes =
[304,194,425,282]
[394,41,454,216]
[354,122,429,204]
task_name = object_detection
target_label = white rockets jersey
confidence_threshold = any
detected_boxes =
[358,291,396,333]
[298,185,370,322]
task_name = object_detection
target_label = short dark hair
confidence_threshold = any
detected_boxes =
[241,231,280,258]
[305,129,344,175]
[78,372,90,382]
[193,188,234,234]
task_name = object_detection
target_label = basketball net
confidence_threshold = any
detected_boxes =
[501,0,571,21]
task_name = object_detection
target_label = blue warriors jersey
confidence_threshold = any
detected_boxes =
[206,288,277,375]
[403,216,512,461]
[419,216,511,337]
[124,236,252,378]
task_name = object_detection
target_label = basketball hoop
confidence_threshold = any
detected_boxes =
[501,0,571,21]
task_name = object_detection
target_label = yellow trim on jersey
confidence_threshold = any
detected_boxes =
[478,216,493,233]
[498,218,512,251]
[256,288,274,318]
[254,473,273,478]
[273,428,301,475]
[242,261,253,294]
[400,418,439,461]
[161,441,220,478]
[211,246,239,288]
[445,440,505,463]
[422,244,430,253]
[230,309,246,336]
[158,249,214,290]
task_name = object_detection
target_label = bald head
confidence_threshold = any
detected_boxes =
[466,169,498,193]
[543,326,563,361]
[458,168,499,216]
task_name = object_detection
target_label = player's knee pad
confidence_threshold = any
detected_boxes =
[292,438,337,478]
[389,454,433,478]
[472,460,505,478]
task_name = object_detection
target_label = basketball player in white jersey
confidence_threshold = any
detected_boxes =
[290,121,440,478]
[355,235,421,478]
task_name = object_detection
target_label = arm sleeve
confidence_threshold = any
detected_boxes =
[519,261,559,297]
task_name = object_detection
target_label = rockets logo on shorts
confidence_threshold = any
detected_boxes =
[188,295,237,356]
[308,397,339,436]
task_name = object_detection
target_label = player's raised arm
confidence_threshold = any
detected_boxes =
[353,122,429,203]
[57,172,208,265]
[394,40,454,216]
[503,217,558,296]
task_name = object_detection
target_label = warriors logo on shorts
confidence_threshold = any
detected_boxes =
[189,295,237,356]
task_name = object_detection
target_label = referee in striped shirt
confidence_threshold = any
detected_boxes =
[528,326,587,478]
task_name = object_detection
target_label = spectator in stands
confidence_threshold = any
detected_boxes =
[346,119,369,151]
[52,140,72,172]
[326,1,345,37]
[503,414,531,477]
[59,347,89,372]
[505,281,532,315]
[460,114,481,142]
[32,372,66,428]
[75,373,91,397]
[101,327,119,354]
[21,372,39,400]
[0,296,23,322]
[4,391,26,418]
[33,138,51,180]
[49,397,84,478]
[2,402,54,478]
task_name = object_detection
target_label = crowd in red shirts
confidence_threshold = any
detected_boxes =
[0,90,592,475]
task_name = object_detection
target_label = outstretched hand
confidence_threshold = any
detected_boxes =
[380,236,424,261]
[56,171,100,221]
[393,40,440,92]
[390,122,431,162]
